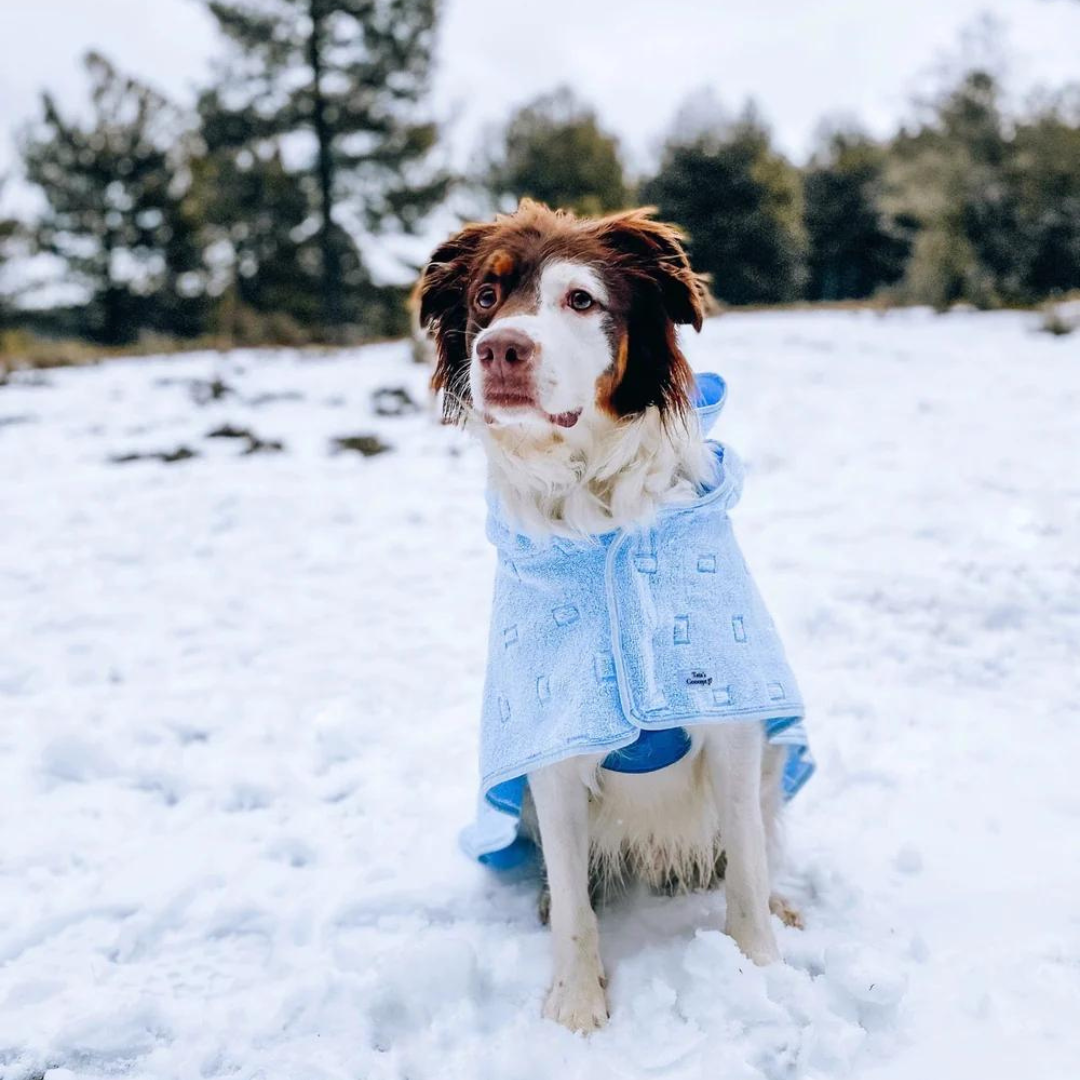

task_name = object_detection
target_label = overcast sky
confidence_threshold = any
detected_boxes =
[1,0,1079,208]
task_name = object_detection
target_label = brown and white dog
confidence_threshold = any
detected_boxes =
[416,200,799,1033]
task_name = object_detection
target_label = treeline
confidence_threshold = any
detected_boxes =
[0,2,1078,351]
[489,78,1080,312]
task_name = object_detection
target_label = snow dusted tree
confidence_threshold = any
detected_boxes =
[192,144,327,335]
[20,53,206,344]
[200,0,449,333]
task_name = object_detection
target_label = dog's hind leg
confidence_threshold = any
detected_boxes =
[704,722,781,964]
[529,758,609,1033]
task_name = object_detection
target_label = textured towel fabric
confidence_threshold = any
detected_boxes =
[460,374,814,867]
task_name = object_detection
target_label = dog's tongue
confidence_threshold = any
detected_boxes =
[548,410,582,429]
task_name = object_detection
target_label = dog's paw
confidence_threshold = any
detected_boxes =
[726,918,781,965]
[543,971,609,1033]
[769,893,805,929]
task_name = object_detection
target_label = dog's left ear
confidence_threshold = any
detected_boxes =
[414,222,494,423]
[593,208,708,331]
[591,209,709,419]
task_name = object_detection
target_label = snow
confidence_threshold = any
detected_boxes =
[1,308,1078,1079]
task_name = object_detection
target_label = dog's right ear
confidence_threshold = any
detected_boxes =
[414,223,494,423]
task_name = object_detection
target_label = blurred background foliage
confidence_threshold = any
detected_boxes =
[1,0,1078,359]
[480,87,629,217]
[641,105,808,305]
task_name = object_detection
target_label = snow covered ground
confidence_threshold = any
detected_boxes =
[1,309,1078,1080]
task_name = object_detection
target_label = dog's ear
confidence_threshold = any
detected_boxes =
[591,209,709,419]
[594,208,708,331]
[414,222,494,423]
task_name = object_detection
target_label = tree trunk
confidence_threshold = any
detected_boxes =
[100,229,125,345]
[307,0,343,335]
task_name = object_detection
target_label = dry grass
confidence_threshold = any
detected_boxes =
[4,294,1073,381]
[0,329,224,377]
[0,327,408,378]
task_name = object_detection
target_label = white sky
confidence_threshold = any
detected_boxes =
[1,0,1078,210]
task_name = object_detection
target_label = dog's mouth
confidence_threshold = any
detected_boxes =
[546,409,582,428]
[482,395,582,429]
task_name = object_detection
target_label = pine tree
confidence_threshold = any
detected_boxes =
[803,129,911,301]
[191,138,325,333]
[642,105,806,305]
[201,0,448,333]
[20,52,206,344]
[481,88,629,216]
[1008,100,1080,297]
[885,69,1020,307]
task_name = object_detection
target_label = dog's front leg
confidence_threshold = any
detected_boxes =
[705,722,781,965]
[529,760,608,1032]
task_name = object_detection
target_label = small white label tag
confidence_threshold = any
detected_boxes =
[683,668,713,688]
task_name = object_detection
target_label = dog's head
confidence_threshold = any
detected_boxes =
[415,200,708,431]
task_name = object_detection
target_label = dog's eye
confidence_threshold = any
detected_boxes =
[568,289,595,312]
[476,285,499,310]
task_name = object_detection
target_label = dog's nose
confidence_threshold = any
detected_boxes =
[477,328,536,370]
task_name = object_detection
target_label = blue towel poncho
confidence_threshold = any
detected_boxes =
[461,374,814,868]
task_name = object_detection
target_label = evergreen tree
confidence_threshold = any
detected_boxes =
[201,0,449,333]
[482,87,629,215]
[191,138,326,332]
[1010,100,1080,296]
[803,129,911,301]
[20,52,207,344]
[885,70,1020,307]
[942,70,1022,298]
[887,67,1080,306]
[190,137,407,341]
[642,106,806,305]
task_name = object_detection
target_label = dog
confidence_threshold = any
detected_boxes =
[416,200,809,1033]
